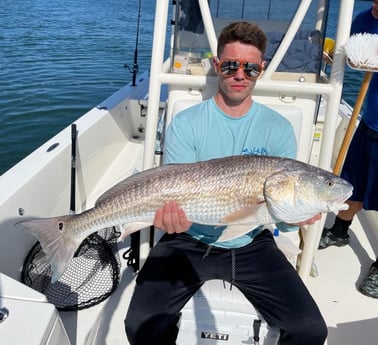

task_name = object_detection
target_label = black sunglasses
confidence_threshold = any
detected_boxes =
[218,59,263,80]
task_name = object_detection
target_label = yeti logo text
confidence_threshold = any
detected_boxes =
[201,331,229,341]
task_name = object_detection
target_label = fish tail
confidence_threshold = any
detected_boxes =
[16,215,80,283]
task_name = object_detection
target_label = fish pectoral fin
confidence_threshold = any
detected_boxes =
[218,205,275,242]
[218,224,259,242]
[220,205,263,223]
[120,222,153,240]
[221,204,274,225]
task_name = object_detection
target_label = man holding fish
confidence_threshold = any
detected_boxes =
[125,21,328,345]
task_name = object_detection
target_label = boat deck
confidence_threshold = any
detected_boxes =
[308,212,378,345]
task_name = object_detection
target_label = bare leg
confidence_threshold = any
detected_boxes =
[337,200,363,221]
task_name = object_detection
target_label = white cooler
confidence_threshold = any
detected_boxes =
[177,280,279,345]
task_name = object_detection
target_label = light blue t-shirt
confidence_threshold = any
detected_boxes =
[164,97,297,248]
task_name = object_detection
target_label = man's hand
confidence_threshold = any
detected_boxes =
[154,201,192,234]
[289,213,322,227]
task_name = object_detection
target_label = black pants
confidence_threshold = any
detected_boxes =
[125,230,327,345]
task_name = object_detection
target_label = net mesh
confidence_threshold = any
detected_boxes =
[22,227,121,311]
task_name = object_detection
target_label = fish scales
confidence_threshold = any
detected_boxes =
[16,155,353,282]
[90,157,253,226]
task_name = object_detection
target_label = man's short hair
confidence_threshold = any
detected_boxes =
[217,21,267,57]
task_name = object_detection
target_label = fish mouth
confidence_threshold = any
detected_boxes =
[327,189,353,213]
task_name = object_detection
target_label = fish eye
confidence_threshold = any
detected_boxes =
[58,222,64,231]
[326,179,334,187]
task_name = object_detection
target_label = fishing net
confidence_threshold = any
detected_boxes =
[21,227,121,311]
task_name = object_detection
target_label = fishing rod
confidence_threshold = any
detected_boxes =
[70,123,77,214]
[125,0,142,86]
[123,0,144,272]
[267,0,272,20]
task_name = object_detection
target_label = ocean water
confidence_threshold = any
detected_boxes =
[0,0,156,175]
[0,0,372,175]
